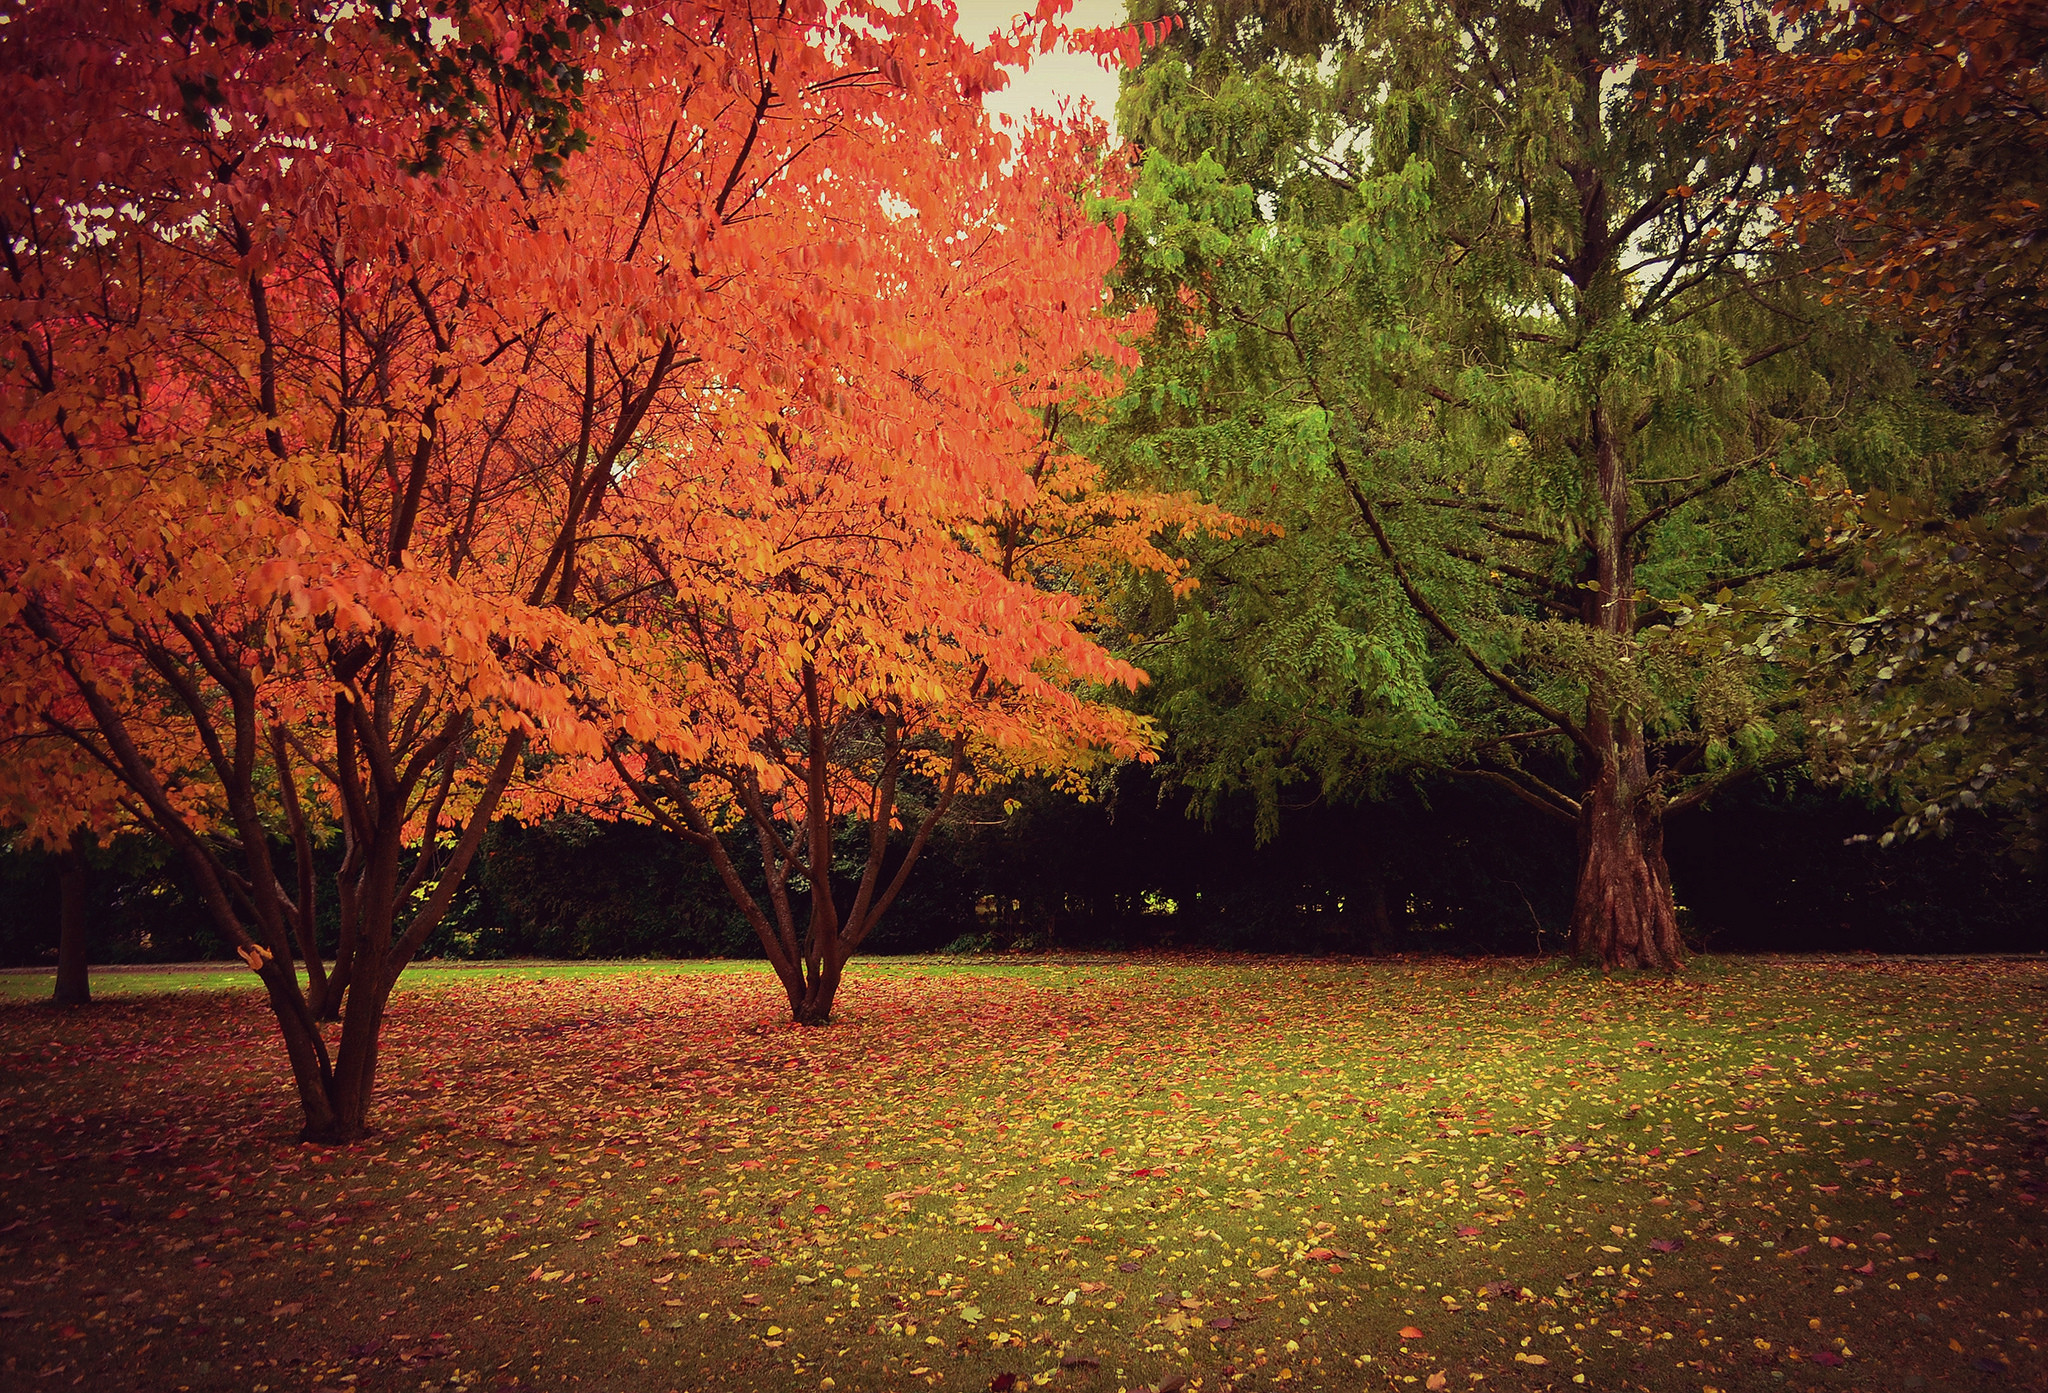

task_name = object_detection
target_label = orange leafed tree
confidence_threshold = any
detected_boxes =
[0,0,1152,1135]
[525,108,1249,1025]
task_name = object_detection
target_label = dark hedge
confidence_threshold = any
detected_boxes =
[3,772,2035,968]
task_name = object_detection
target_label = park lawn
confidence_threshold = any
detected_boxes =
[0,956,2044,1393]
[0,960,737,1003]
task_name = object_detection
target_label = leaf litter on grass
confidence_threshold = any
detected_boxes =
[0,954,2044,1392]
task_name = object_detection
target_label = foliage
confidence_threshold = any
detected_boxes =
[1806,500,2048,865]
[0,834,230,966]
[0,0,1204,1131]
[9,767,2033,966]
[1094,0,1992,965]
[530,104,1250,1024]
[4,957,2047,1388]
[1,0,618,1138]
[1660,1,2048,865]
[943,765,2040,955]
[457,816,758,960]
[1658,0,2048,436]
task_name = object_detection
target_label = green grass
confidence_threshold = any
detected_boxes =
[0,958,731,1002]
[1,955,2044,1393]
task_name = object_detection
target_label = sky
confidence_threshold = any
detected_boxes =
[948,0,1133,136]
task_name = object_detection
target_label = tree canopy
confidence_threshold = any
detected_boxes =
[0,0,1197,1132]
[1097,0,2005,966]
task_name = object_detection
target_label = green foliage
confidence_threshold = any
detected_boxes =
[1810,500,2048,865]
[367,0,624,181]
[1094,0,2006,878]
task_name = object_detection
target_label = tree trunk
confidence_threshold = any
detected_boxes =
[321,972,390,1142]
[1570,385,1684,971]
[261,951,394,1143]
[255,963,345,1139]
[52,840,90,1006]
[790,960,842,1026]
[1570,752,1684,970]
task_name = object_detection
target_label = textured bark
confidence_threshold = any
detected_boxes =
[52,841,90,1006]
[323,979,392,1142]
[1565,381,1684,970]
[1570,751,1684,971]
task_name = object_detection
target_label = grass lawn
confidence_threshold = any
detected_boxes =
[1,955,2044,1393]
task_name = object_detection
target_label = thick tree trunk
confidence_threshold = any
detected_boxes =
[52,841,90,1006]
[263,947,396,1142]
[1570,754,1684,970]
[1569,387,1684,971]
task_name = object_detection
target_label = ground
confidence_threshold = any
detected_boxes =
[1,954,2044,1393]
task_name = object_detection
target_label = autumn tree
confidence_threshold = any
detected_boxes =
[1102,0,1984,967]
[538,106,1241,1025]
[1,0,1116,1132]
[1663,0,2048,441]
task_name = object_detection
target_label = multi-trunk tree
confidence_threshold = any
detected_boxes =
[1105,0,1975,966]
[1,0,1151,1133]
[533,112,1243,1025]
[0,0,665,1139]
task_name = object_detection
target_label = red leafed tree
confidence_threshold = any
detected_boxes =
[1660,0,2048,436]
[524,105,1247,1025]
[0,0,1125,1135]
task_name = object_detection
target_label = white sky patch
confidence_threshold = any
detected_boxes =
[950,0,1130,138]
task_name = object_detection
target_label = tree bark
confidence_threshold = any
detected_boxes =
[1566,377,1685,970]
[52,839,90,1006]
[1570,738,1684,970]
[323,976,392,1141]
[790,960,842,1027]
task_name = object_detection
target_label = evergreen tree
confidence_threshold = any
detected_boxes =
[1102,0,1992,965]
